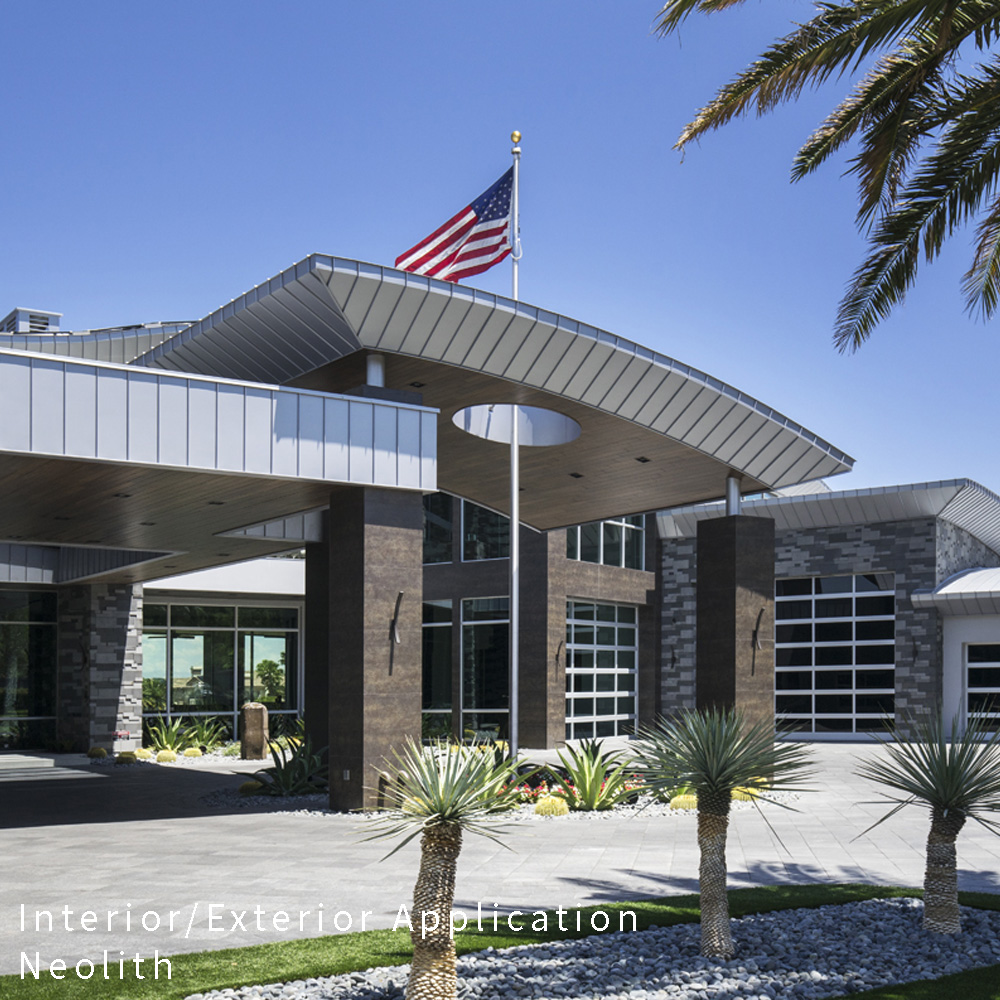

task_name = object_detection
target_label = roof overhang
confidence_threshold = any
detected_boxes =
[132,255,853,529]
[657,479,1000,559]
[0,348,436,583]
[912,567,1000,616]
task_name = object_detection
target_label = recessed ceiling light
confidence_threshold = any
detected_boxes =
[635,456,651,464]
[410,381,426,388]
[217,552,230,557]
[140,521,156,526]
[207,500,225,506]
[113,492,133,498]
[569,472,584,479]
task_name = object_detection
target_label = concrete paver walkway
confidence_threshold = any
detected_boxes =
[2,744,999,976]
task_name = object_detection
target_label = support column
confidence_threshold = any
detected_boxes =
[311,487,423,811]
[696,516,775,730]
[516,525,560,749]
[58,583,143,752]
[304,510,330,754]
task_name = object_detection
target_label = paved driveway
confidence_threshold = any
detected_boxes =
[2,744,999,975]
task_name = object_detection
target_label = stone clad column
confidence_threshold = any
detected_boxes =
[695,516,775,731]
[309,486,423,811]
[58,583,143,752]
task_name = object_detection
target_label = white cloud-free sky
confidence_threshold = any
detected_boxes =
[3,2,996,496]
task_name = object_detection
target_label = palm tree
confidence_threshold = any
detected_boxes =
[632,708,813,957]
[656,1,1000,350]
[856,711,1000,933]
[366,739,524,1000]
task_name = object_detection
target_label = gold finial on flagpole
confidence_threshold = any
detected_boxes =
[511,130,521,146]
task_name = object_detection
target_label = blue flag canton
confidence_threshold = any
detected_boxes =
[471,168,514,223]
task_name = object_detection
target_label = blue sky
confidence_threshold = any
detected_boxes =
[3,2,996,496]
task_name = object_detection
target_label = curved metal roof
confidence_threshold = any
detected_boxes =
[658,479,1000,560]
[124,254,852,527]
[912,567,1000,616]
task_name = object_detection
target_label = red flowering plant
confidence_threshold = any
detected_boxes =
[548,740,645,811]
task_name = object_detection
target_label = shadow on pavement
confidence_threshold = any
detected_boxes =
[0,755,289,829]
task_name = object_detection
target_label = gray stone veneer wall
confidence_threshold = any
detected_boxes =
[937,520,1000,584]
[57,583,142,751]
[660,516,999,729]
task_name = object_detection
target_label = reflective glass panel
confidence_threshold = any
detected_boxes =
[170,632,234,711]
[0,623,56,717]
[462,502,509,561]
[239,632,296,710]
[142,632,167,714]
[423,493,453,564]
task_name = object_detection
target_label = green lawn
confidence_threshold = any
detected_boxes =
[4,885,997,1000]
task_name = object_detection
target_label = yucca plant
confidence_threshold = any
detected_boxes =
[547,740,643,811]
[253,737,328,797]
[633,708,813,958]
[366,739,524,1000]
[146,716,192,753]
[856,711,1000,934]
[183,717,230,752]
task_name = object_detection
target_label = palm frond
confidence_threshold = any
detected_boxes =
[856,712,1000,827]
[655,0,750,35]
[667,1,1000,151]
[834,90,1000,350]
[364,738,524,854]
[632,707,814,800]
[963,193,1000,315]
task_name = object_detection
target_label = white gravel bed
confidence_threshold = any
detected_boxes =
[197,789,798,819]
[184,897,1000,1000]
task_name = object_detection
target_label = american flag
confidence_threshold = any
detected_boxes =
[395,168,513,283]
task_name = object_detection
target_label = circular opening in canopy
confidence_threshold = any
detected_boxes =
[452,404,581,447]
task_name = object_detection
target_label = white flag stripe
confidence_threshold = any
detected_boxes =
[395,210,475,271]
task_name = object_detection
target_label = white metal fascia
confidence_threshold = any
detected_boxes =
[0,349,437,491]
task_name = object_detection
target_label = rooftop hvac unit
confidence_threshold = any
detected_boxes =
[0,308,63,334]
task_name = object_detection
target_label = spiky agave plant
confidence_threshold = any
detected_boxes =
[366,739,524,1000]
[633,708,813,958]
[856,711,1000,934]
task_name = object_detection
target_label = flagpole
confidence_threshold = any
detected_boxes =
[510,130,522,302]
[509,130,522,760]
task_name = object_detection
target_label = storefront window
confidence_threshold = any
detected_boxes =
[461,597,509,738]
[141,602,301,738]
[422,600,453,738]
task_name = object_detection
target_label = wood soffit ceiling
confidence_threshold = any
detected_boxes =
[0,452,335,584]
[291,354,768,530]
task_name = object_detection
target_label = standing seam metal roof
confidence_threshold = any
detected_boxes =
[131,254,853,491]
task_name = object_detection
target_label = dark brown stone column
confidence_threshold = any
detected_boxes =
[695,516,775,730]
[324,486,423,811]
[518,526,561,749]
[304,510,330,753]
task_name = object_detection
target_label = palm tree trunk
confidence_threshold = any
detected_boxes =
[698,791,733,958]
[923,806,966,934]
[407,823,463,1000]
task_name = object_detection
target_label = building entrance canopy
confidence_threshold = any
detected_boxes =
[135,255,853,529]
[0,254,853,582]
